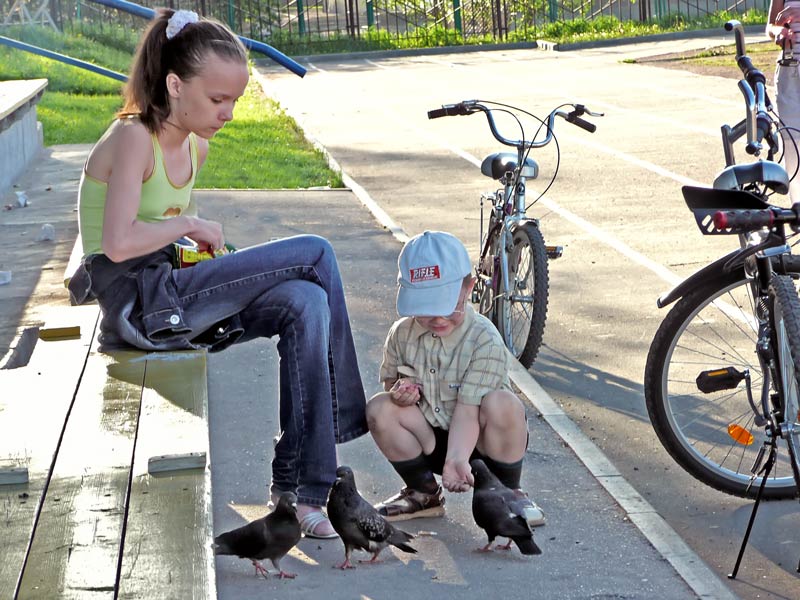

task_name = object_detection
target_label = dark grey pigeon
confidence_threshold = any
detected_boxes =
[214,491,302,579]
[470,459,542,555]
[327,465,417,569]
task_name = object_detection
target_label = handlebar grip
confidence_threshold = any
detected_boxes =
[428,108,449,119]
[567,115,596,133]
[713,209,774,231]
[428,103,474,119]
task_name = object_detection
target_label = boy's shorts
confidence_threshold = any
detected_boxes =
[423,427,483,474]
[423,427,530,474]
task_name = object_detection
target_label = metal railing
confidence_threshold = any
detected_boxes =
[0,0,770,54]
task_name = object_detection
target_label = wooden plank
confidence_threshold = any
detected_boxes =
[118,350,215,600]
[0,466,29,485]
[15,344,146,599]
[147,452,206,474]
[0,305,98,599]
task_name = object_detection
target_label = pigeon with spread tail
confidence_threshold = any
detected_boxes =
[327,465,417,569]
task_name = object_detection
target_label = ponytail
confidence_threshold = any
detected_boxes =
[117,8,248,133]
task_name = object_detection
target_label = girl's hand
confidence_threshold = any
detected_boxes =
[186,216,225,252]
[389,378,421,407]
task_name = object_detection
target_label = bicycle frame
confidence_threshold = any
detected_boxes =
[429,98,601,366]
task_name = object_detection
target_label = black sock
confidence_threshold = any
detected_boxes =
[482,456,523,489]
[389,454,438,493]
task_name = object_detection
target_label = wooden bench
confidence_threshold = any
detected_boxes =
[0,257,215,597]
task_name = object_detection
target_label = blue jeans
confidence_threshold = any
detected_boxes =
[76,234,368,507]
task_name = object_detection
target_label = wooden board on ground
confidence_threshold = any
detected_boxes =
[0,305,98,599]
[15,342,145,599]
[117,350,215,599]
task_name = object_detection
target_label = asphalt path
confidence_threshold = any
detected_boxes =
[254,33,800,600]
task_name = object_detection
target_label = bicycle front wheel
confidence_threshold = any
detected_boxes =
[495,222,549,368]
[645,271,799,499]
[769,275,800,489]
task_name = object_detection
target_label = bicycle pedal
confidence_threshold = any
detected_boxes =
[695,367,745,393]
[546,245,563,259]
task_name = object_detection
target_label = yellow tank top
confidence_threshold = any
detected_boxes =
[78,132,198,257]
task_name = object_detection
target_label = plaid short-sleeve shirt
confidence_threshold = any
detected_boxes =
[379,306,511,430]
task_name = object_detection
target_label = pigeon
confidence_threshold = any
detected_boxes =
[326,465,417,569]
[470,459,542,555]
[213,491,302,579]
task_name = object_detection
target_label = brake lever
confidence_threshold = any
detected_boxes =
[573,104,604,118]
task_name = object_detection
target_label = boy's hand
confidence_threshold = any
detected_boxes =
[442,459,474,493]
[389,378,421,407]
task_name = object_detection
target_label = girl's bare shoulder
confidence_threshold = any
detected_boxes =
[195,134,210,167]
[86,118,154,181]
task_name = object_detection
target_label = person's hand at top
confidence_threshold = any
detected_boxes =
[389,378,421,407]
[777,4,800,26]
[771,3,800,46]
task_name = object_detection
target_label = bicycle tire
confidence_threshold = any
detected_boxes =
[644,268,800,499]
[768,275,800,488]
[495,222,549,368]
[475,220,502,323]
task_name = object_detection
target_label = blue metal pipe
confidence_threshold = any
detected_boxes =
[87,0,306,77]
[0,35,128,81]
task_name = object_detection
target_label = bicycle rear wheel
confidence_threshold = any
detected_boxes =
[769,275,800,488]
[644,270,800,499]
[495,222,549,368]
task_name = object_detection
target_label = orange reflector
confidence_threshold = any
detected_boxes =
[727,423,754,446]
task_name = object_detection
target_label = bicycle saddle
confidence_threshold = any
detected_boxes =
[712,160,790,195]
[481,153,539,180]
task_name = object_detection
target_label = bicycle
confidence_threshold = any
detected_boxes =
[642,20,800,577]
[427,100,602,367]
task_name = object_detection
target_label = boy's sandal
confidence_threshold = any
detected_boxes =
[299,510,339,539]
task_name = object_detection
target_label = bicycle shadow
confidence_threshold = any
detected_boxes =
[530,343,650,423]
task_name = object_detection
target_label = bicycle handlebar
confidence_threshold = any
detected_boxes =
[726,20,779,156]
[427,100,602,149]
[713,206,800,233]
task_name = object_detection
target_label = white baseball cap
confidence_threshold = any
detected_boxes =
[396,231,472,317]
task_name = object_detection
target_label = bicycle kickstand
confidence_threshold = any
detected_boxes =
[728,437,777,579]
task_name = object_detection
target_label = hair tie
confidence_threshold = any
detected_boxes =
[166,10,199,40]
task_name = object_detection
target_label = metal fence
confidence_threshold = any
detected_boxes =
[1,0,770,54]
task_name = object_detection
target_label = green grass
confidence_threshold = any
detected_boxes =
[37,92,121,145]
[262,10,768,54]
[0,25,341,188]
[537,10,767,45]
[197,83,343,188]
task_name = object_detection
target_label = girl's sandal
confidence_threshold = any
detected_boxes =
[299,510,339,539]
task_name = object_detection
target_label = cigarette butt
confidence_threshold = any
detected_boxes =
[416,530,438,536]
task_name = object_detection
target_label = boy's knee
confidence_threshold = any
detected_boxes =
[366,392,394,430]
[480,390,526,428]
